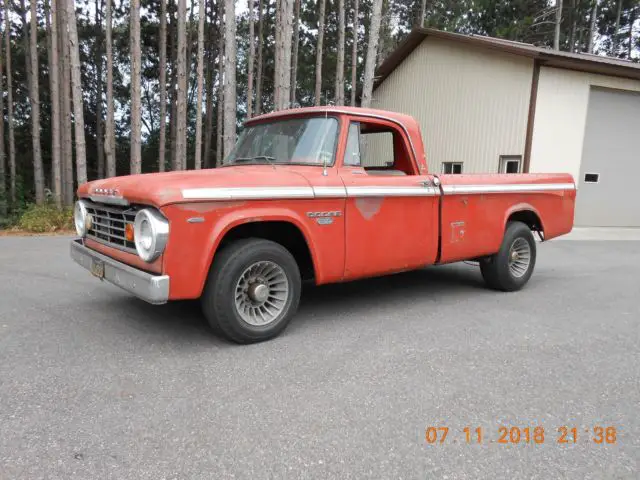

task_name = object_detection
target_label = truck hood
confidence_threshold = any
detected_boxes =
[78,166,314,207]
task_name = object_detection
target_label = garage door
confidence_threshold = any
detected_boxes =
[575,87,640,227]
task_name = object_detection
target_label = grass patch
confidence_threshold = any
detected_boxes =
[15,203,74,233]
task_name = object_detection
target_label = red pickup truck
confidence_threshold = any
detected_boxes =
[71,107,576,343]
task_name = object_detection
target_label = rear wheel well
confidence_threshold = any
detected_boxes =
[507,210,543,236]
[217,221,315,281]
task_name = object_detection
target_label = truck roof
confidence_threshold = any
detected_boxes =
[246,106,418,128]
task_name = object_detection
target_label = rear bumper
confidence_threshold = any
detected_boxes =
[70,239,170,304]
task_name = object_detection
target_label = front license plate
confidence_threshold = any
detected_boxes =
[90,259,105,279]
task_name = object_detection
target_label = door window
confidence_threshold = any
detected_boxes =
[343,120,414,175]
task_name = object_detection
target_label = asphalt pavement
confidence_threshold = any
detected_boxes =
[0,235,638,479]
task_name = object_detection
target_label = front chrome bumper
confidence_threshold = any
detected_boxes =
[70,239,170,304]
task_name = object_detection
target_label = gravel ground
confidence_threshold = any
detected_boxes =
[0,236,638,479]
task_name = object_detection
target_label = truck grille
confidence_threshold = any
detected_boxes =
[85,201,138,253]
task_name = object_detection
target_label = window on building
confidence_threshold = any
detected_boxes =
[441,162,463,174]
[499,155,522,174]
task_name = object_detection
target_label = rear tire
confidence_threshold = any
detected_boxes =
[480,221,536,292]
[201,238,301,344]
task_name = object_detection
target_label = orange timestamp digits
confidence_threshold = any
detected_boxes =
[425,426,618,445]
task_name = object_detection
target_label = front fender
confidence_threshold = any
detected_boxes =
[160,201,329,300]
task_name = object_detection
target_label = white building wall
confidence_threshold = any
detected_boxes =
[372,37,534,174]
[529,66,640,181]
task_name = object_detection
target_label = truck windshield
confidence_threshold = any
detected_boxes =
[224,117,339,167]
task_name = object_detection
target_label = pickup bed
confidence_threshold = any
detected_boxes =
[71,106,576,343]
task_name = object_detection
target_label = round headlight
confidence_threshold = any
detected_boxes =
[74,200,90,237]
[133,209,169,262]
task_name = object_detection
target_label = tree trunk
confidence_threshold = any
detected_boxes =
[612,0,622,53]
[29,0,45,204]
[3,0,16,204]
[105,0,116,177]
[350,0,359,106]
[223,0,236,157]
[0,18,5,214]
[216,10,224,166]
[46,0,62,206]
[419,0,426,27]
[628,9,635,60]
[184,0,196,168]
[335,0,345,105]
[274,0,281,108]
[169,0,179,170]
[130,0,142,174]
[176,0,188,170]
[19,0,33,119]
[568,0,576,52]
[158,0,167,172]
[58,0,73,204]
[554,0,563,50]
[66,0,88,185]
[194,0,205,169]
[314,0,326,106]
[246,0,255,118]
[290,0,300,105]
[95,0,104,179]
[587,0,598,54]
[361,0,382,108]
[255,0,264,115]
[203,0,216,168]
[281,0,294,109]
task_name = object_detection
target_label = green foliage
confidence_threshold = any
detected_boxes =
[16,203,74,233]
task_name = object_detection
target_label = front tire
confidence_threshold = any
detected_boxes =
[480,221,537,292]
[201,238,301,344]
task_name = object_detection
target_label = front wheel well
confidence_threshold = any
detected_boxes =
[216,221,315,281]
[507,210,544,239]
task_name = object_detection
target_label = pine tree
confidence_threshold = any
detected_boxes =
[195,0,205,169]
[361,0,383,108]
[2,0,16,204]
[247,0,255,117]
[223,0,237,156]
[350,0,359,106]
[46,0,62,206]
[66,0,88,185]
[105,0,116,177]
[159,0,167,172]
[315,0,326,106]
[29,0,45,203]
[176,0,188,170]
[130,0,142,174]
[335,0,345,105]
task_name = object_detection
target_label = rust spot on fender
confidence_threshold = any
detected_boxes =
[355,198,383,220]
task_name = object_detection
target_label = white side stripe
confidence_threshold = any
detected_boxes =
[182,187,314,200]
[181,183,575,200]
[442,183,575,195]
[313,186,348,198]
[345,186,439,197]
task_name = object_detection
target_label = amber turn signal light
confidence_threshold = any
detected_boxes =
[125,223,135,242]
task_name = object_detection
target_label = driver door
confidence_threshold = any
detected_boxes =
[339,118,439,280]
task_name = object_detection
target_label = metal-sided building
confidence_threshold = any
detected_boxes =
[372,28,640,227]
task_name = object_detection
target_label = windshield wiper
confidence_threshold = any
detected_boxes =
[232,155,277,167]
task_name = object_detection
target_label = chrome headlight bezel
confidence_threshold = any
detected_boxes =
[74,200,90,237]
[133,208,169,262]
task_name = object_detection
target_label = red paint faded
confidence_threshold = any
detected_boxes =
[77,107,576,300]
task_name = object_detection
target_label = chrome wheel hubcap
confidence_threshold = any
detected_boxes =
[235,261,289,326]
[508,238,531,278]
